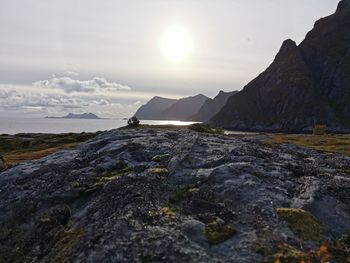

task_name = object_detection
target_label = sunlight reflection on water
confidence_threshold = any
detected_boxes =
[0,117,199,135]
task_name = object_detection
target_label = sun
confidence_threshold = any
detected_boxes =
[161,25,193,62]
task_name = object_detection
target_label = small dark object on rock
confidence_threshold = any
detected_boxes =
[127,116,140,126]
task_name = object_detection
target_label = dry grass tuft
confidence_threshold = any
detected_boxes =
[266,134,350,156]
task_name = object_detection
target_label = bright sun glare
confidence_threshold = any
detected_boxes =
[161,25,193,62]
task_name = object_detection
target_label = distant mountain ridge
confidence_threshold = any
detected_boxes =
[135,94,209,121]
[159,94,208,120]
[188,90,238,122]
[134,97,178,120]
[46,113,101,119]
[210,0,350,132]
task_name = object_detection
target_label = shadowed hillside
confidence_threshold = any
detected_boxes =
[210,0,350,133]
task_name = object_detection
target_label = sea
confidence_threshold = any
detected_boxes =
[0,117,197,135]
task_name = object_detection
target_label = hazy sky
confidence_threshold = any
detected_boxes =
[0,0,340,118]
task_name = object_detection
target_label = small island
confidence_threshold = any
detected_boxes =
[45,113,101,120]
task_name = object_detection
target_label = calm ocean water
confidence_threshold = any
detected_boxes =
[0,118,197,135]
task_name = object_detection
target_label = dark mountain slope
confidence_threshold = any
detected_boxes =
[210,0,350,132]
[134,96,177,120]
[134,94,209,121]
[188,91,238,122]
[159,94,209,120]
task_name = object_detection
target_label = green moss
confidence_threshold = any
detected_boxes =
[149,168,169,176]
[277,208,327,241]
[0,203,79,263]
[115,159,128,170]
[169,186,199,204]
[76,164,132,196]
[98,167,132,183]
[204,219,236,245]
[36,205,72,237]
[77,182,105,197]
[44,228,82,263]
[161,207,178,219]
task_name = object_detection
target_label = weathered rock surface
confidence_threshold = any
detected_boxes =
[210,0,350,133]
[0,128,349,262]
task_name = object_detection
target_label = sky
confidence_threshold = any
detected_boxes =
[0,0,340,118]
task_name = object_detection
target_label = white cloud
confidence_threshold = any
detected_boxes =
[32,74,131,94]
[63,71,79,77]
[0,88,140,118]
[0,89,87,110]
[93,99,110,106]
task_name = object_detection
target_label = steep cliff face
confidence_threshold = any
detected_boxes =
[188,91,238,122]
[210,0,350,132]
[299,0,350,125]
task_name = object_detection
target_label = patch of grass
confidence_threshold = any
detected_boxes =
[0,132,99,168]
[277,208,327,241]
[266,134,350,156]
[204,219,236,245]
[4,143,81,167]
[188,124,224,135]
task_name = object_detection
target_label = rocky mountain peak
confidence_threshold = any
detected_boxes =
[210,0,350,132]
[336,0,350,12]
[277,39,297,56]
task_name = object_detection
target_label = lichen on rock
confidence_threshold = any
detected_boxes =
[204,219,237,245]
[277,208,327,241]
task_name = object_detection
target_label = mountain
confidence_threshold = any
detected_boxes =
[134,96,177,120]
[210,0,350,133]
[46,113,100,119]
[159,94,209,120]
[134,94,209,121]
[188,90,238,122]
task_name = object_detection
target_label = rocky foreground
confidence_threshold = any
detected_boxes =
[0,128,350,262]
